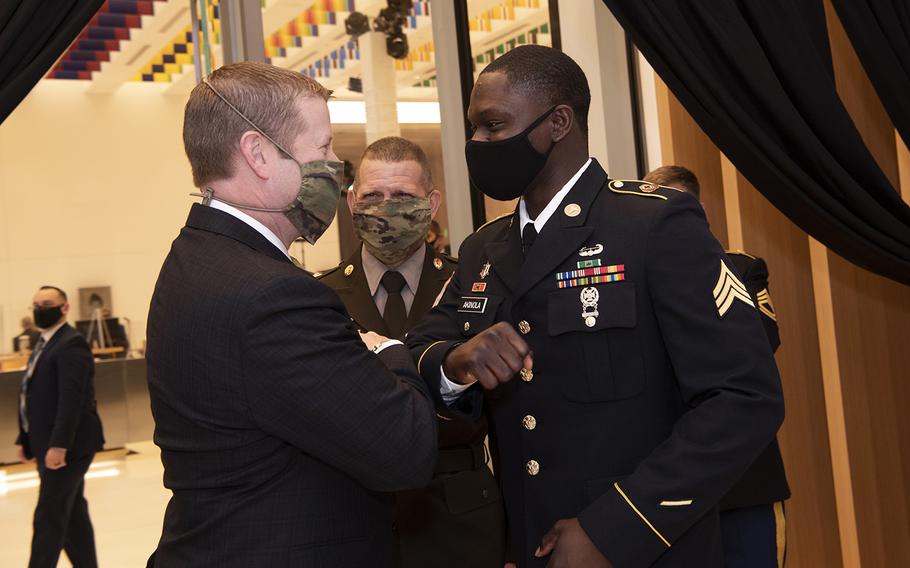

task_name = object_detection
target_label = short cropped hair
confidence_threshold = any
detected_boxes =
[357,136,433,191]
[482,45,591,133]
[183,62,332,187]
[39,285,68,303]
[643,165,701,198]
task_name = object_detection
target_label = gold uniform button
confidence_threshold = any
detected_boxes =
[518,320,531,334]
[344,264,354,277]
[523,415,537,430]
[520,368,533,382]
[434,258,444,270]
[463,322,471,332]
[526,460,540,476]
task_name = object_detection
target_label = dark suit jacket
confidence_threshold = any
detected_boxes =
[16,324,104,461]
[146,204,438,567]
[319,244,506,567]
[720,252,791,510]
[407,161,784,567]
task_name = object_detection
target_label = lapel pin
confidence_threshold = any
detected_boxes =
[564,203,581,217]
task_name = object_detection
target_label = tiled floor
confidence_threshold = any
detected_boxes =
[0,441,170,567]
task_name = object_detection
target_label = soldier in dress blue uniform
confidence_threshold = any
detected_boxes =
[644,166,791,568]
[406,45,785,567]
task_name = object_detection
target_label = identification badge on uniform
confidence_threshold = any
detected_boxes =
[580,287,600,327]
[457,297,489,313]
[472,282,487,293]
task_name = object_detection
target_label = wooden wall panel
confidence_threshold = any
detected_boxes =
[653,78,728,247]
[655,74,841,567]
[824,2,910,565]
[738,175,843,567]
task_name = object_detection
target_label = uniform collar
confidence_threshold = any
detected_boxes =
[361,244,427,296]
[519,158,592,232]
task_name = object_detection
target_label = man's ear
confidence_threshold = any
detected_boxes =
[428,189,442,219]
[61,303,70,316]
[549,104,575,143]
[238,130,272,180]
[346,187,356,215]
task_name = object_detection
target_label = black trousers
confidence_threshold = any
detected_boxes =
[30,452,97,568]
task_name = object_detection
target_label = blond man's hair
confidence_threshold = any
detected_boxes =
[183,62,332,187]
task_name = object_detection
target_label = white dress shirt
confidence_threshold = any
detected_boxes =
[208,199,291,259]
[440,158,593,402]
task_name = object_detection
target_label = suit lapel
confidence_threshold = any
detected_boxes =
[333,247,389,335]
[514,161,607,300]
[406,245,452,331]
[29,325,70,382]
[185,204,293,265]
[483,213,523,295]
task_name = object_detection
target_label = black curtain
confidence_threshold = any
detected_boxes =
[831,0,910,149]
[602,0,910,285]
[0,0,104,124]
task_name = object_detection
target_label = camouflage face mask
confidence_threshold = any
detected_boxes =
[196,78,343,245]
[352,195,433,266]
[283,159,345,245]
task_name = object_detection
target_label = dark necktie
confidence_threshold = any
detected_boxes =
[522,222,538,257]
[381,271,408,339]
[20,336,46,433]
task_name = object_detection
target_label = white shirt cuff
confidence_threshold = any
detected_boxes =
[439,365,476,404]
[372,339,403,354]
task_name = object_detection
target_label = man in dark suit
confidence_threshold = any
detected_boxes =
[644,165,791,568]
[16,285,105,568]
[146,62,437,568]
[318,136,505,567]
[406,45,784,567]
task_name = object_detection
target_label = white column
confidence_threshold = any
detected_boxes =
[430,0,473,251]
[360,32,401,143]
[559,0,638,178]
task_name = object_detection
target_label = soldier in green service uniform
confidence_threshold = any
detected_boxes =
[318,136,506,568]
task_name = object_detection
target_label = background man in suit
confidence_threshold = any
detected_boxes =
[407,45,784,567]
[644,165,790,568]
[16,285,105,568]
[146,62,437,567]
[318,136,505,567]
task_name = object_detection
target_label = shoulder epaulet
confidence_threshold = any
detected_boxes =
[313,263,343,279]
[607,179,684,201]
[725,249,757,260]
[476,213,513,232]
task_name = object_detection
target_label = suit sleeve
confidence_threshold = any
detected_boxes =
[578,195,785,567]
[405,242,484,419]
[739,257,781,352]
[242,272,438,493]
[49,336,94,449]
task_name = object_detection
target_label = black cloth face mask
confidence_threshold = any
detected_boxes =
[33,305,63,329]
[465,106,557,201]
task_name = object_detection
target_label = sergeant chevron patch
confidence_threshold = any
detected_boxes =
[756,288,777,321]
[713,260,755,317]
